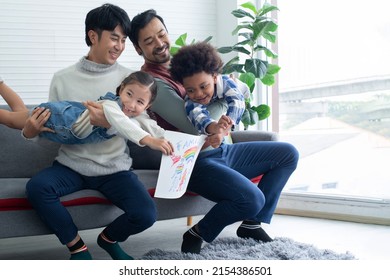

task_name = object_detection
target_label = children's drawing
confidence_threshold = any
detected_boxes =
[154,131,206,199]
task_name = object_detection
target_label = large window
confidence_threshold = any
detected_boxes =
[276,0,390,222]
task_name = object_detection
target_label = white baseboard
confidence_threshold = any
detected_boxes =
[276,192,390,225]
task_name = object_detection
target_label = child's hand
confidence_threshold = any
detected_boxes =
[217,115,233,133]
[205,133,225,148]
[140,135,174,155]
[206,116,233,135]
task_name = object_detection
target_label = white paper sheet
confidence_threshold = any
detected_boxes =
[154,131,206,199]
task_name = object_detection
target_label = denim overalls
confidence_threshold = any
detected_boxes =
[38,92,120,144]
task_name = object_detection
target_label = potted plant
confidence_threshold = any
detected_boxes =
[218,1,280,129]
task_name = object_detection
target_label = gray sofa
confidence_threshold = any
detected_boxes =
[0,104,278,239]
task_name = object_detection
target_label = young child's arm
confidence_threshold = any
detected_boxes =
[139,135,174,155]
[220,76,246,126]
[0,78,27,112]
[185,99,216,134]
[102,101,174,155]
[206,115,233,135]
[83,100,111,128]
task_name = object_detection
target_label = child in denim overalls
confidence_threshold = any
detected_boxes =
[0,71,173,155]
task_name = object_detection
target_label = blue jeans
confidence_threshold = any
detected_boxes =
[38,92,118,144]
[26,161,156,244]
[187,141,299,242]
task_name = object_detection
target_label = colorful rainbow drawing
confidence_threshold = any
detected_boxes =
[182,146,198,163]
[178,169,188,191]
[170,154,181,166]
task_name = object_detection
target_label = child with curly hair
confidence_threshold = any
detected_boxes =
[169,41,247,137]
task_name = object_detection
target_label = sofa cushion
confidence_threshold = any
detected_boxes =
[0,170,159,211]
[0,178,112,211]
[0,121,60,178]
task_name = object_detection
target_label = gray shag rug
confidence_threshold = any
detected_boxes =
[141,237,356,260]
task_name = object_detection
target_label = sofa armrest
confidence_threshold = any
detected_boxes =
[230,130,279,143]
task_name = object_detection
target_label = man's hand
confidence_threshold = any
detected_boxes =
[140,135,174,155]
[83,100,111,128]
[23,107,54,138]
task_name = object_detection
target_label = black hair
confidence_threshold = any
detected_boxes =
[129,9,167,48]
[116,71,158,104]
[170,41,223,84]
[85,3,131,46]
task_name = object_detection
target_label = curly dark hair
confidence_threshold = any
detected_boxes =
[170,42,223,84]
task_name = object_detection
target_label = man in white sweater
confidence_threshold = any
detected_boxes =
[23,4,156,260]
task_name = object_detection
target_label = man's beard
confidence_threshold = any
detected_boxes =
[151,45,170,64]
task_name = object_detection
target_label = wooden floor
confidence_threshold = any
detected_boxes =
[0,214,389,260]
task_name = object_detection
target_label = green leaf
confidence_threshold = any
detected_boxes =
[241,108,257,127]
[218,46,234,54]
[258,3,279,17]
[252,104,271,120]
[264,21,278,33]
[169,46,180,56]
[203,36,213,43]
[232,24,253,35]
[175,33,187,46]
[264,48,278,58]
[222,56,240,66]
[240,1,258,15]
[238,72,256,90]
[222,63,245,74]
[221,56,244,74]
[267,64,281,75]
[244,58,268,79]
[232,9,255,20]
[252,21,276,41]
[260,73,275,86]
[232,46,251,56]
[237,33,252,42]
[262,32,276,43]
[253,45,277,58]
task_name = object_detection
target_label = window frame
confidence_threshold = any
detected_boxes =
[269,0,390,225]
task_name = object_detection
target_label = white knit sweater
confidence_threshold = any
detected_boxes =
[49,57,133,176]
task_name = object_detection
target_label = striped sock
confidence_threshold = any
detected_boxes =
[181,225,203,254]
[237,220,273,242]
[68,238,92,260]
[97,231,133,260]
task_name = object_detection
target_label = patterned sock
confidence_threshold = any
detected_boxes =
[68,238,92,260]
[97,231,134,260]
[181,225,203,254]
[237,220,273,242]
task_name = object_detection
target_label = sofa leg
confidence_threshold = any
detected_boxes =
[187,216,193,226]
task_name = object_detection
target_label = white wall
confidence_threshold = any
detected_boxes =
[0,0,238,104]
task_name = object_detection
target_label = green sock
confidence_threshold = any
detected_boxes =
[69,250,93,260]
[97,232,134,260]
[68,238,92,260]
